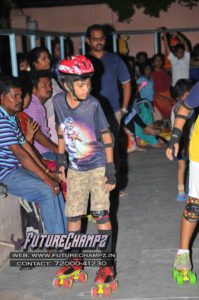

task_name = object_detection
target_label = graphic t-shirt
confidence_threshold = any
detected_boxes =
[53,92,109,171]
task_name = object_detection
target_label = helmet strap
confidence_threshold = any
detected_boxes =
[66,77,89,102]
[65,78,81,101]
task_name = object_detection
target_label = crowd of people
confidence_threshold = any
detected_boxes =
[0,24,199,288]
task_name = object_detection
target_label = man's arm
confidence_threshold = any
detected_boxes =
[177,33,189,52]
[121,80,131,115]
[162,32,171,55]
[34,129,58,154]
[9,144,59,194]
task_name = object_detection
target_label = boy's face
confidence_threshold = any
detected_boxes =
[181,91,190,101]
[175,48,185,59]
[67,78,91,101]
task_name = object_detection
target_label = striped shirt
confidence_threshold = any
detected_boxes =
[0,106,26,180]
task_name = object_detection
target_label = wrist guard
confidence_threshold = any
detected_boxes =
[105,163,116,185]
[168,127,182,149]
[56,153,68,173]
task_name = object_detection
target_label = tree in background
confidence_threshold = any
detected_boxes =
[106,0,199,22]
[0,0,18,28]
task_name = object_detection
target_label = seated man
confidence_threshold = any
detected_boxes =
[0,76,67,234]
[24,70,59,160]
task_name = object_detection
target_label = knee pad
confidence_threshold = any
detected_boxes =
[183,197,199,222]
[92,210,110,224]
[68,216,81,222]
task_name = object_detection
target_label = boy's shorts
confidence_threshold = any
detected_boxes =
[189,160,199,199]
[65,167,110,217]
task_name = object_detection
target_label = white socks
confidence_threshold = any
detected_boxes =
[177,249,189,255]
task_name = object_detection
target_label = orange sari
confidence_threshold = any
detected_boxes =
[154,90,175,119]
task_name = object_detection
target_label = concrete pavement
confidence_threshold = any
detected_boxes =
[0,149,199,300]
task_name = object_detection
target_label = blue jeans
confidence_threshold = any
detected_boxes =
[1,168,67,234]
[42,152,56,161]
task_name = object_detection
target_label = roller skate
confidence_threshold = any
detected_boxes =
[91,266,118,297]
[172,252,197,285]
[86,214,96,223]
[53,259,88,288]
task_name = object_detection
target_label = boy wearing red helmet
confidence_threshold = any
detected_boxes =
[53,55,117,291]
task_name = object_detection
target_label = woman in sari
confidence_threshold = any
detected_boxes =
[151,54,174,120]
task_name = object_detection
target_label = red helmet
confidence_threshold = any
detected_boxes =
[58,55,94,76]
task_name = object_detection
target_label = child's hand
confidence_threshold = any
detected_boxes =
[103,177,116,192]
[166,143,179,160]
[48,170,61,182]
[26,119,39,141]
[57,166,66,183]
[104,163,116,192]
[44,176,60,196]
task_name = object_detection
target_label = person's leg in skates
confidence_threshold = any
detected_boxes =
[174,217,197,271]
[90,167,117,296]
[173,161,199,284]
[95,214,116,283]
[55,169,90,284]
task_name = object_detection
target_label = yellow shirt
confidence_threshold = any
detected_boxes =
[190,116,199,162]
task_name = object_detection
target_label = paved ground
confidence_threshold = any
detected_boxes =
[0,148,199,300]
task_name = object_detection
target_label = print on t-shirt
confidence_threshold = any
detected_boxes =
[60,116,103,170]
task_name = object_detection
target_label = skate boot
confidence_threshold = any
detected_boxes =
[91,265,118,298]
[53,258,88,288]
[172,252,197,285]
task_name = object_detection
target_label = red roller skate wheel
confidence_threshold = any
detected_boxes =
[91,286,98,297]
[52,278,60,288]
[103,286,112,297]
[78,272,88,283]
[63,278,73,288]
[110,280,118,291]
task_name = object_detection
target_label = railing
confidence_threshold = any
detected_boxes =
[1,27,199,76]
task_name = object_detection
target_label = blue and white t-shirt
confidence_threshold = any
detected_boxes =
[0,106,26,180]
[53,92,109,171]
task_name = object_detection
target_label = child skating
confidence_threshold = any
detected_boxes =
[53,55,118,296]
[171,79,194,201]
[166,81,199,285]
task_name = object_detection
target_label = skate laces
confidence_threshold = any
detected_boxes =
[175,253,190,267]
[96,266,105,277]
[96,266,113,277]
